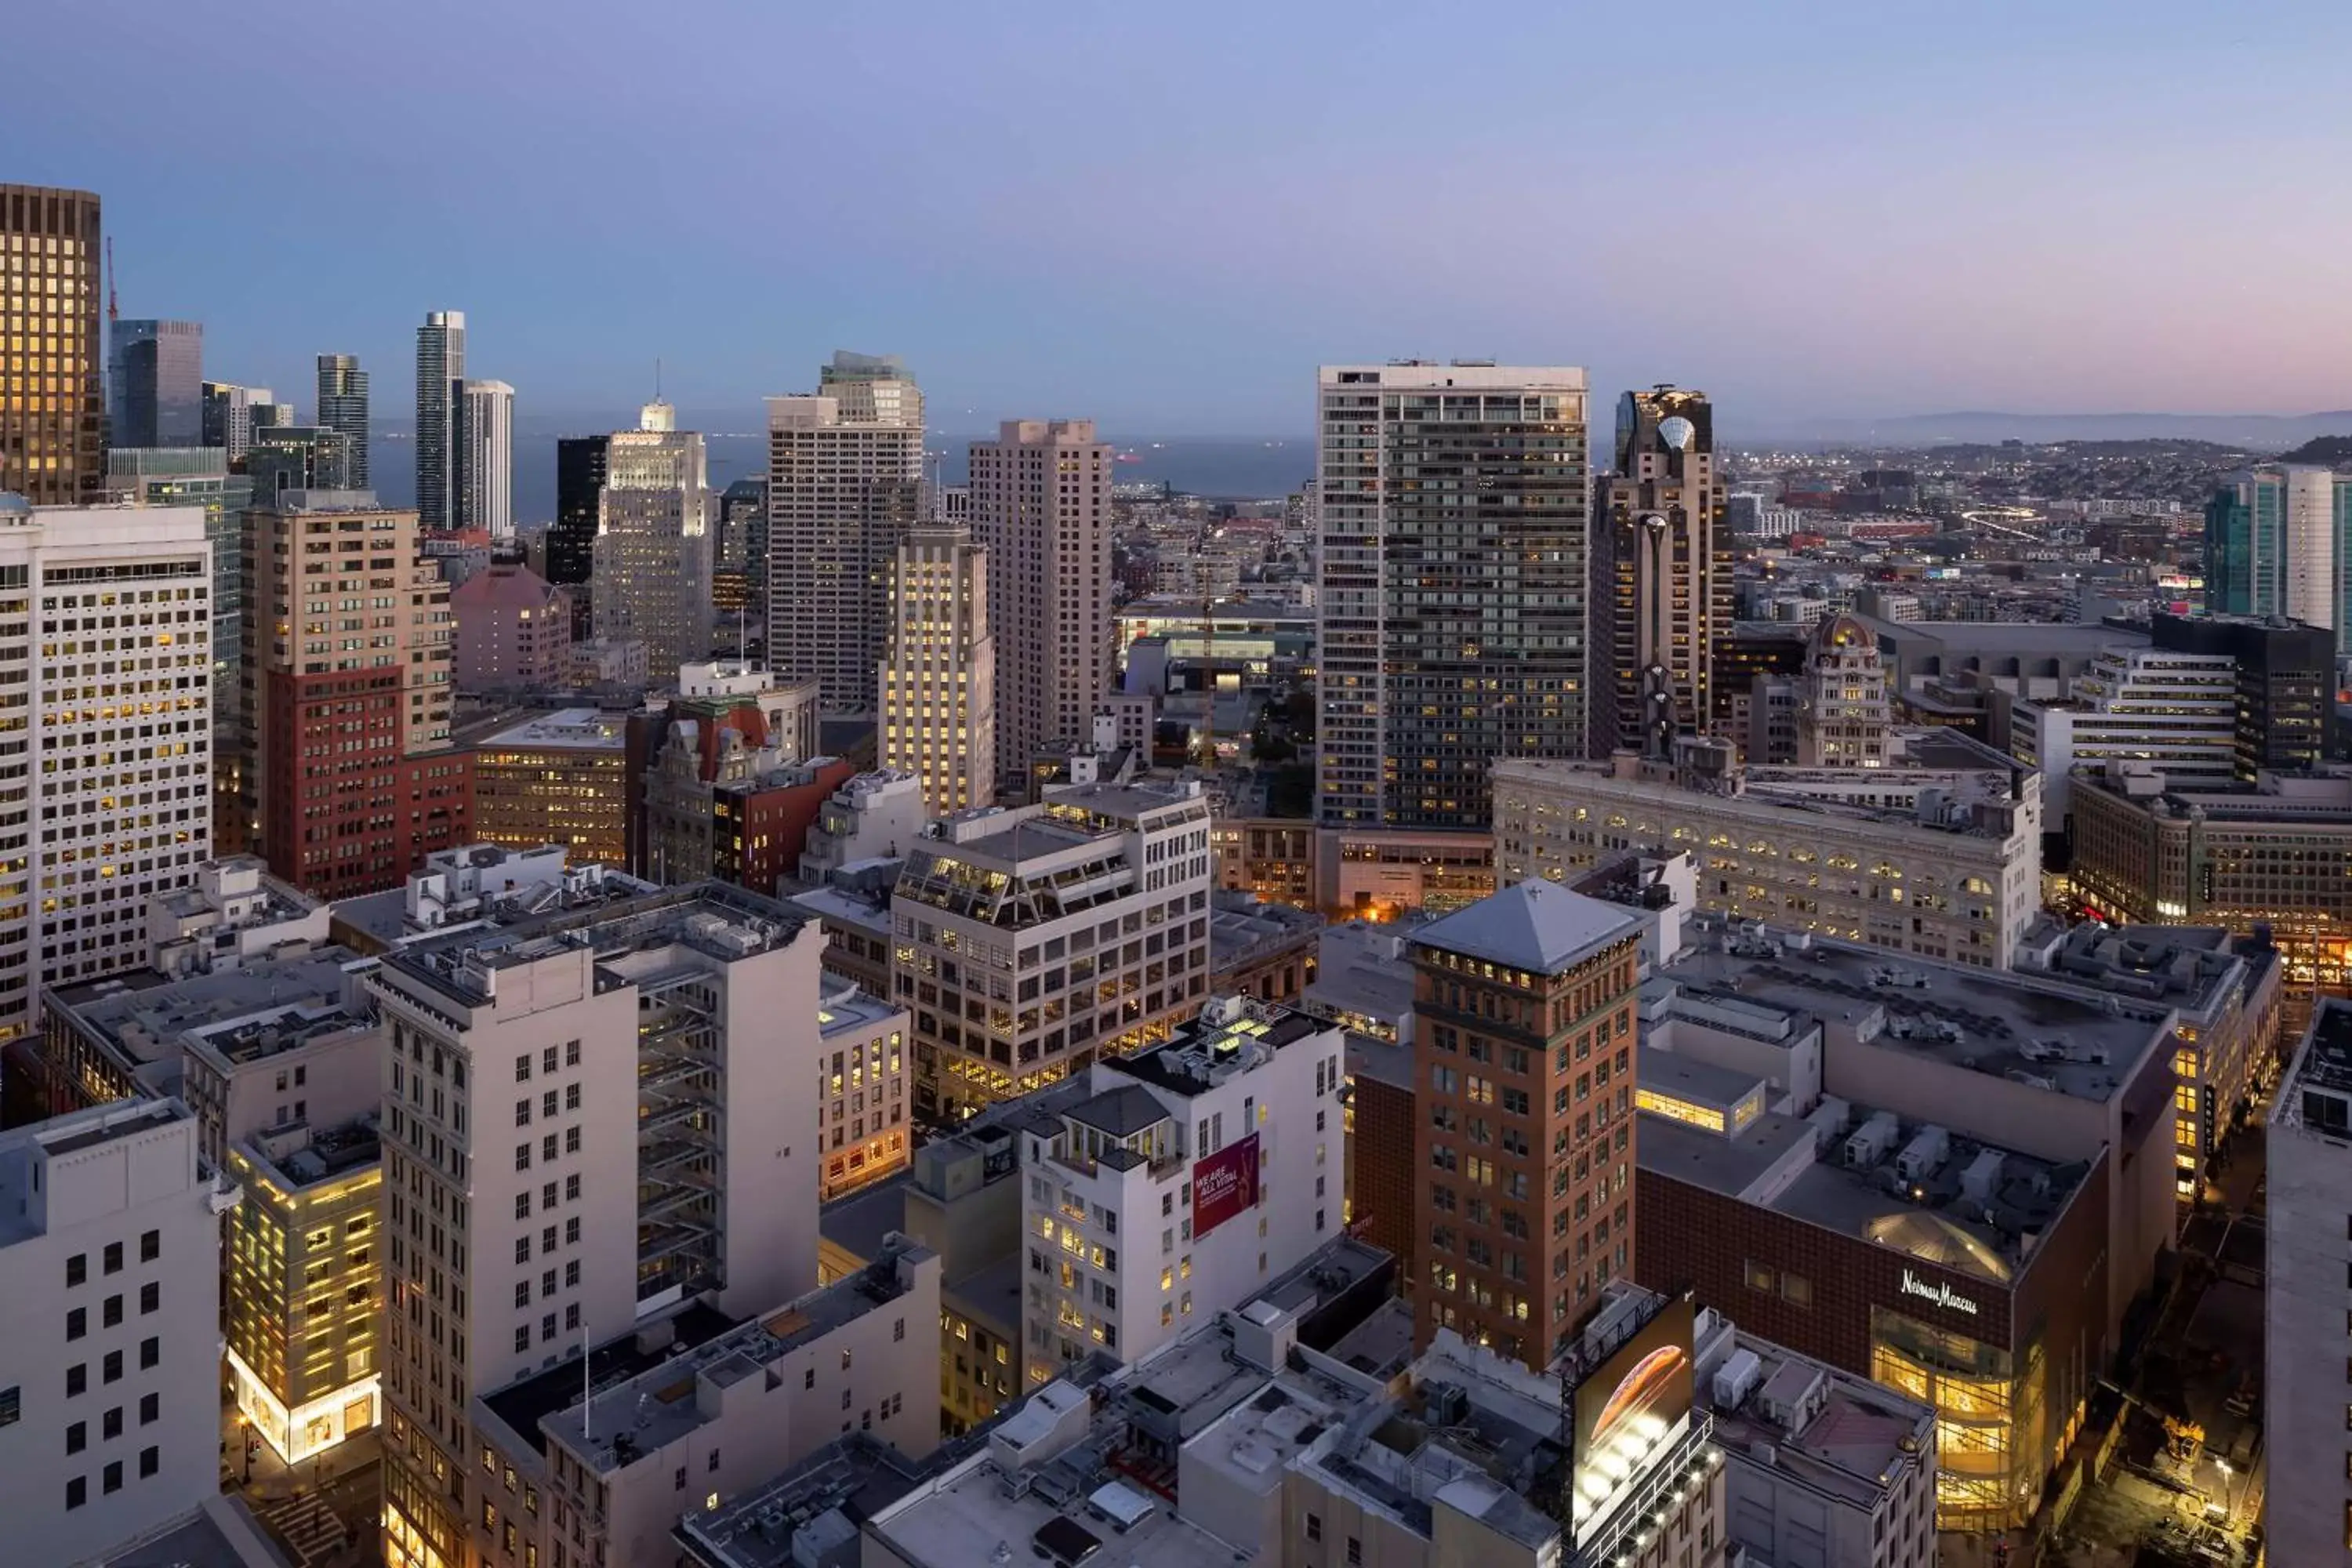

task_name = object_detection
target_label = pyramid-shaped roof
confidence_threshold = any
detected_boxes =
[1411,880,1642,975]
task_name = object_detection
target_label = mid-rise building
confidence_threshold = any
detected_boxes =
[457,378,515,539]
[766,352,924,714]
[1019,996,1344,1386]
[470,708,630,870]
[1314,362,1590,829]
[2204,464,2352,652]
[789,869,897,1000]
[2009,644,2238,826]
[223,1116,383,1463]
[569,634,645,688]
[879,523,996,816]
[969,419,1113,790]
[368,877,831,1568]
[0,184,104,505]
[314,354,370,488]
[0,502,213,1033]
[201,380,277,462]
[2265,999,2352,1563]
[0,1099,234,1567]
[797,768,925,883]
[1408,880,1645,1367]
[815,987,912,1199]
[107,318,203,449]
[471,1236,942,1568]
[145,853,330,978]
[2149,611,2337,776]
[891,779,1215,1118]
[592,403,712,677]
[241,492,466,898]
[414,310,466,532]
[243,423,357,499]
[451,561,572,691]
[713,474,765,629]
[547,434,608,590]
[1592,385,1727,759]
[103,445,250,725]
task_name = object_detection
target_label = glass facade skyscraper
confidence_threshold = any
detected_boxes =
[314,354,369,487]
[109,318,204,448]
[412,310,464,530]
[2204,464,2352,654]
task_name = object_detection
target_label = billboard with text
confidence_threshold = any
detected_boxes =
[1192,1133,1260,1240]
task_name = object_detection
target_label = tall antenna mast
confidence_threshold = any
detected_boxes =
[105,237,117,324]
[655,357,662,401]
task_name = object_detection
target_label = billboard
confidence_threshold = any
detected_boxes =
[1572,1296,1695,1490]
[1191,1133,1260,1240]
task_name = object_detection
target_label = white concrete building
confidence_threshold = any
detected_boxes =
[0,500,212,1033]
[1017,996,1343,1388]
[2009,644,2238,825]
[2265,999,2352,1563]
[879,523,996,817]
[0,1099,234,1568]
[969,419,1113,791]
[765,354,925,715]
[458,379,515,539]
[797,769,925,883]
[892,779,1216,1117]
[146,855,330,978]
[816,986,911,1200]
[368,876,833,1568]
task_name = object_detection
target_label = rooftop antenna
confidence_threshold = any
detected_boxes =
[655,358,662,402]
[106,237,117,324]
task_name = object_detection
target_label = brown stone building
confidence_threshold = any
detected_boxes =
[1406,880,1643,1369]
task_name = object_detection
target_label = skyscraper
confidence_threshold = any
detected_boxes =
[879,523,996,816]
[108,318,203,448]
[456,378,514,538]
[967,418,1113,789]
[413,309,465,531]
[1592,385,1726,759]
[2,187,102,503]
[549,433,609,586]
[765,351,924,713]
[242,424,356,502]
[1314,362,1592,830]
[591,402,712,677]
[314,353,369,486]
[201,380,277,461]
[242,492,466,897]
[2204,464,2352,653]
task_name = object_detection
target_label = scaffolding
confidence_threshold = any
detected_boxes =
[636,969,723,1305]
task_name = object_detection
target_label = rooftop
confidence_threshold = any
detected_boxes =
[818,988,904,1040]
[2278,1000,2352,1140]
[1207,891,1323,974]
[1657,920,2173,1103]
[1108,996,1332,1102]
[0,1100,195,1248]
[786,883,893,938]
[674,1434,946,1568]
[1410,879,1642,975]
[1698,1327,1933,1515]
[1303,919,1418,1036]
[869,1447,1240,1568]
[234,1118,381,1192]
[50,947,373,1071]
[1639,1083,2090,1284]
[96,1497,296,1568]
[480,707,629,753]
[476,1300,739,1463]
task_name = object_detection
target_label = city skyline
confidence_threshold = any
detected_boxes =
[12,3,2351,437]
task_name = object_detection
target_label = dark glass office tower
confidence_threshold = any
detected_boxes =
[549,434,610,586]
[413,310,464,529]
[2153,612,2339,775]
[315,354,370,488]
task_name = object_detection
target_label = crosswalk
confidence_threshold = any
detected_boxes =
[256,1492,348,1566]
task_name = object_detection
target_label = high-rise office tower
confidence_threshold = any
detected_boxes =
[200,380,280,461]
[549,434,609,587]
[1592,385,1726,759]
[1314,363,1592,830]
[879,524,996,817]
[0,186,103,504]
[456,378,514,539]
[0,500,212,1030]
[368,873,829,1568]
[591,402,712,677]
[314,354,369,487]
[108,319,203,449]
[242,492,465,897]
[2151,611,2338,776]
[967,418,1113,789]
[242,425,357,502]
[765,351,924,713]
[412,309,465,531]
[2205,464,2352,653]
[1407,879,1644,1368]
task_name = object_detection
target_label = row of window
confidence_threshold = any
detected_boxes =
[64,1229,160,1285]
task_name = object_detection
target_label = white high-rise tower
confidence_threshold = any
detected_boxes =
[457,379,514,539]
[879,524,996,816]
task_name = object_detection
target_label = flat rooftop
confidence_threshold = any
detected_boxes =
[1637,1044,1763,1116]
[1639,1091,2089,1285]
[1305,919,1418,1029]
[675,1433,944,1568]
[477,1300,738,1461]
[1207,893,1323,971]
[480,707,629,752]
[878,1456,1240,1568]
[237,1118,381,1192]
[1658,924,2172,1102]
[1109,997,1330,1102]
[51,948,372,1069]
[0,1100,193,1248]
[1700,1332,1933,1515]
[818,989,903,1040]
[529,1245,931,1475]
[786,884,893,937]
[2278,1000,2352,1140]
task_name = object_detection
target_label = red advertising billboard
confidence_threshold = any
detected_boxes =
[1191,1134,1260,1240]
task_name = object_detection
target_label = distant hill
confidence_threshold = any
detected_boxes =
[2276,434,2352,465]
[1746,410,2352,452]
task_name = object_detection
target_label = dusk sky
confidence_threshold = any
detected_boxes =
[17,1,2351,436]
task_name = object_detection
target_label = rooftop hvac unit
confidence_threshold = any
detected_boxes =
[1895,1126,1949,1181]
[1844,1110,1900,1168]
[1712,1348,1764,1410]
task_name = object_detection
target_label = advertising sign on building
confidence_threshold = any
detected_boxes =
[1191,1133,1260,1240]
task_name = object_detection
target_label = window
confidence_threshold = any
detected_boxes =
[566,1040,582,1067]
[140,1338,158,1370]
[139,1446,158,1478]
[67,1364,85,1398]
[517,1100,532,1127]
[566,1084,580,1112]
[103,1295,122,1328]
[67,1254,85,1288]
[565,1174,581,1201]
[102,1460,122,1494]
[515,1145,531,1172]
[139,1392,157,1426]
[541,1134,557,1163]
[1305,1513,1322,1542]
[139,1282,158,1315]
[565,1218,580,1246]
[515,1327,532,1353]
[564,1127,581,1155]
[103,1407,121,1439]
[140,1229,158,1263]
[66,1477,85,1510]
[103,1242,122,1276]
[514,1193,531,1221]
[804,1369,815,1391]
[1780,1273,1813,1308]
[516,1238,532,1265]
[1347,1537,1363,1565]
[515,1283,531,1308]
[565,1261,579,1287]
[709,1449,721,1472]
[67,1307,86,1341]
[67,1421,85,1453]
[516,1054,532,1082]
